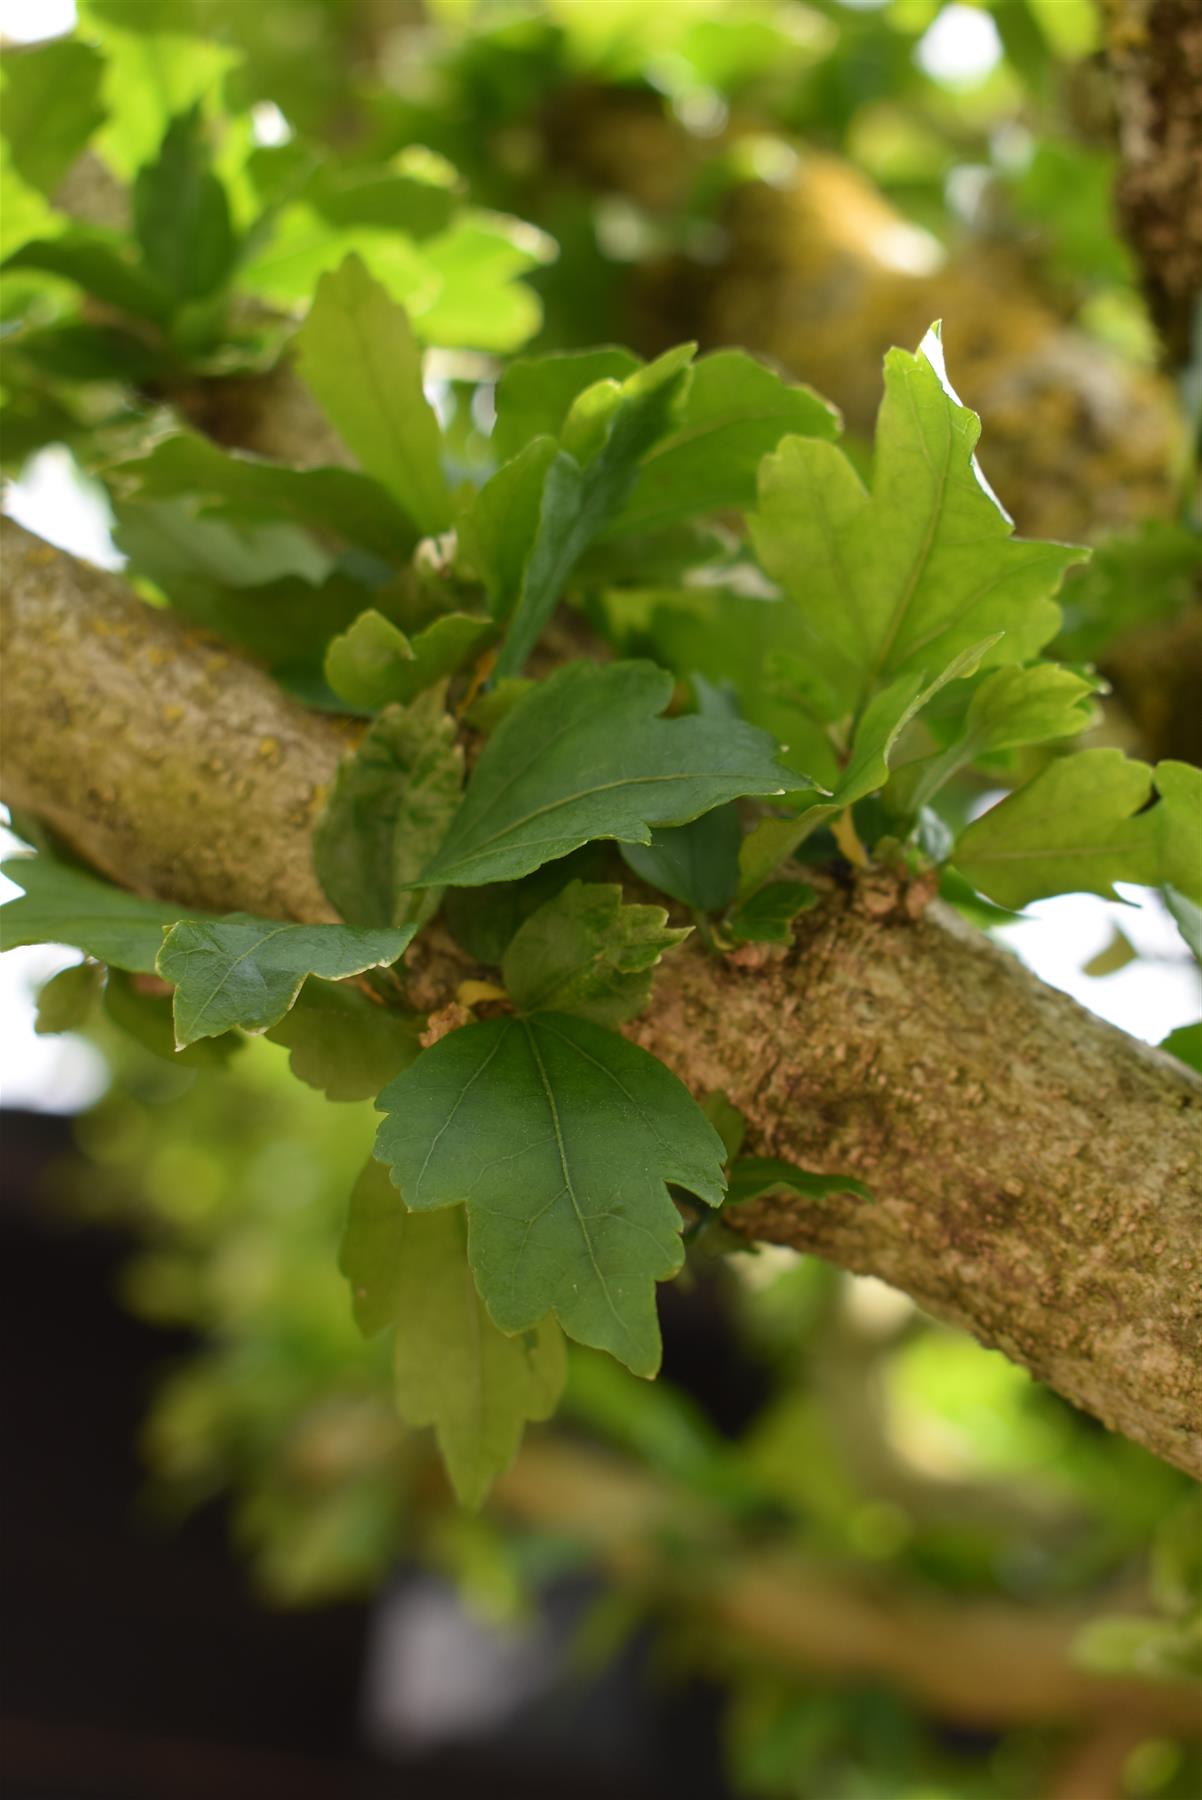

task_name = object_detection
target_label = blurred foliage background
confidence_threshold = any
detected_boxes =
[1,1,1199,1796]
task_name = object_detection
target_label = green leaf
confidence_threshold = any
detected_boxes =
[1161,1021,1202,1074]
[416,659,789,890]
[4,230,172,323]
[501,880,689,1026]
[114,496,332,590]
[157,915,415,1047]
[2,37,107,195]
[34,961,103,1035]
[324,609,494,710]
[725,1157,873,1207]
[266,979,423,1101]
[407,210,554,352]
[456,436,558,619]
[492,346,642,465]
[749,332,1087,717]
[295,253,451,534]
[1,855,194,972]
[702,1092,747,1162]
[620,805,742,912]
[494,345,697,677]
[1164,885,1202,963]
[954,752,1202,909]
[103,966,242,1067]
[374,1013,726,1374]
[727,882,817,945]
[835,638,1000,807]
[340,1162,565,1506]
[313,692,464,931]
[112,432,419,560]
[611,350,839,539]
[133,105,237,304]
[897,663,1100,813]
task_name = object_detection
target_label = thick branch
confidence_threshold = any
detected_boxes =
[3,520,1199,1477]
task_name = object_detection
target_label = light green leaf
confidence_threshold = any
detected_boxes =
[749,333,1087,717]
[295,253,451,534]
[417,659,789,890]
[456,436,558,619]
[114,496,332,590]
[954,751,1202,908]
[612,349,839,539]
[725,1157,873,1207]
[266,978,424,1101]
[495,345,696,677]
[340,1162,565,1506]
[313,692,464,931]
[2,37,106,195]
[835,638,999,807]
[898,663,1100,813]
[1,855,194,972]
[492,346,642,465]
[133,104,237,304]
[324,608,494,710]
[158,914,415,1046]
[111,432,419,560]
[374,1013,726,1374]
[727,881,817,945]
[736,797,838,899]
[34,961,103,1035]
[408,211,554,351]
[502,880,689,1026]
[620,805,742,912]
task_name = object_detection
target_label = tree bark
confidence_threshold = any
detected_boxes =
[1104,0,1202,366]
[3,518,1200,1478]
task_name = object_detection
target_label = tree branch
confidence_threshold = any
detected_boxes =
[496,1440,1202,1733]
[3,519,1199,1478]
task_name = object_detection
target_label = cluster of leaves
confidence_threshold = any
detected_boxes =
[6,238,1200,1503]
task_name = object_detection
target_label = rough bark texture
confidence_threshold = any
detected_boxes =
[1105,0,1202,364]
[496,1441,1202,1732]
[3,521,1200,1477]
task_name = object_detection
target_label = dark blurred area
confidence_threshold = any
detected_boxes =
[0,1109,734,1800]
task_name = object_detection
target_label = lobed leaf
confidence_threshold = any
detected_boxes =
[374,1013,727,1375]
[341,1162,565,1507]
[415,659,789,890]
[502,880,689,1026]
[157,915,415,1046]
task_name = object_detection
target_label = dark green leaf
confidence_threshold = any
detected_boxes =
[502,880,689,1025]
[495,345,697,676]
[725,1158,873,1207]
[4,230,172,323]
[133,105,237,304]
[620,805,742,912]
[417,660,789,890]
[456,436,558,619]
[157,914,415,1046]
[313,692,464,931]
[112,432,419,560]
[727,882,817,945]
[1,854,194,972]
[266,978,423,1101]
[103,966,242,1067]
[611,350,839,538]
[374,1013,726,1374]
